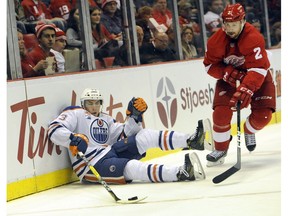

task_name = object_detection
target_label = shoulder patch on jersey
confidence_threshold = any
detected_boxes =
[62,106,82,112]
[239,23,265,54]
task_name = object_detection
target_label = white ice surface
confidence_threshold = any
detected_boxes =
[7,123,282,216]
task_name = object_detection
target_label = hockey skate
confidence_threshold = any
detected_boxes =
[206,150,227,167]
[177,152,206,181]
[245,133,256,152]
[187,119,214,151]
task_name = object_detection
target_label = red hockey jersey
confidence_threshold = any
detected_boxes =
[204,22,270,84]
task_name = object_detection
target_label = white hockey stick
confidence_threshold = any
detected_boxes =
[78,152,147,204]
[212,81,241,184]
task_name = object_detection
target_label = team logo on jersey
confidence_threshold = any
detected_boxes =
[90,119,109,144]
[224,55,245,67]
[156,77,177,128]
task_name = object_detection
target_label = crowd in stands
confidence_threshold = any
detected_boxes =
[13,0,281,79]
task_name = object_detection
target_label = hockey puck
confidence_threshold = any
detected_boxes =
[128,196,138,201]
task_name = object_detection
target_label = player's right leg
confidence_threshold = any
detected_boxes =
[206,106,233,167]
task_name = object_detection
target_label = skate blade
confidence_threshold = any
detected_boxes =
[189,152,206,180]
[206,158,225,167]
[202,118,215,151]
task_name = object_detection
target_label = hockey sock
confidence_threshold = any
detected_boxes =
[123,159,179,182]
[244,108,272,134]
[136,129,188,154]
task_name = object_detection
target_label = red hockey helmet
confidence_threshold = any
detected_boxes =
[222,3,245,22]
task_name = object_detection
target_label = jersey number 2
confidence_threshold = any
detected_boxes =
[254,47,263,60]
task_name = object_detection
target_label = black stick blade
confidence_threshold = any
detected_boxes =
[212,166,240,184]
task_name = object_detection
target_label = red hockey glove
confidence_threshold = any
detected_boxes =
[223,65,246,87]
[229,85,254,110]
[69,133,89,156]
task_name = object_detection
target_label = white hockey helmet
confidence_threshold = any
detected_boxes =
[80,88,103,107]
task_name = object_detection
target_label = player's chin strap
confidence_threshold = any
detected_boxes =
[77,152,147,204]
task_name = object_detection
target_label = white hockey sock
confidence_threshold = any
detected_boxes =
[123,159,179,182]
[136,129,189,154]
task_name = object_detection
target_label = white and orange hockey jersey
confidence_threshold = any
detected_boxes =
[48,106,142,181]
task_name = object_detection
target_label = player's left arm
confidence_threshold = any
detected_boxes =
[229,34,270,109]
[240,34,270,92]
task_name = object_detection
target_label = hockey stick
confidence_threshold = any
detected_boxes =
[212,81,241,184]
[78,152,147,204]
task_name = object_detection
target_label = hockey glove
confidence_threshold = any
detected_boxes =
[126,97,148,123]
[69,133,89,156]
[229,84,254,110]
[223,65,246,87]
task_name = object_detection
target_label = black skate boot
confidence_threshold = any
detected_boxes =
[206,135,232,167]
[206,150,227,167]
[245,133,256,152]
[177,153,205,181]
[187,120,205,150]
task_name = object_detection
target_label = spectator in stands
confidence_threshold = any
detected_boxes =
[65,8,86,68]
[270,21,281,48]
[181,26,198,59]
[49,0,72,21]
[29,22,58,75]
[113,25,144,67]
[204,0,224,37]
[136,6,154,46]
[21,0,66,31]
[18,29,49,77]
[101,0,123,40]
[249,18,262,33]
[90,7,120,61]
[152,0,173,28]
[178,2,200,35]
[136,25,145,47]
[166,26,176,54]
[15,0,28,34]
[178,2,193,27]
[66,8,82,50]
[139,31,176,64]
[51,28,67,73]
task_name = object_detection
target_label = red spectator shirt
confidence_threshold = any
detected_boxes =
[152,9,172,27]
[21,53,45,77]
[21,0,52,21]
[49,0,72,20]
[29,45,57,73]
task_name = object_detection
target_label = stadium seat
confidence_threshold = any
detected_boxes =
[63,48,80,72]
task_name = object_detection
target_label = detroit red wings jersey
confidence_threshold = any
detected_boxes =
[21,0,52,21]
[48,106,142,181]
[203,22,270,81]
[49,0,72,20]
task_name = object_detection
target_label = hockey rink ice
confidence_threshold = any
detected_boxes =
[7,123,283,216]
